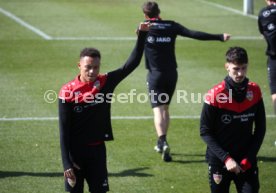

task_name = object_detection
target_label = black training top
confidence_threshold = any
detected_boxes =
[58,32,147,170]
[144,19,224,71]
[200,80,266,166]
[258,4,276,56]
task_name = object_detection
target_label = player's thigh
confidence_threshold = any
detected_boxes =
[147,70,177,106]
[85,144,109,193]
[208,164,232,193]
[267,56,276,94]
[234,167,259,193]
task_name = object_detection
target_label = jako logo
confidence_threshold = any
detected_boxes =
[147,36,155,43]
[147,36,171,43]
[268,23,275,31]
[263,10,271,17]
[156,37,171,43]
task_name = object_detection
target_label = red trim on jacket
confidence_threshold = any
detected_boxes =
[204,80,262,113]
[59,74,107,103]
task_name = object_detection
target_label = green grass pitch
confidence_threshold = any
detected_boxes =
[0,0,275,193]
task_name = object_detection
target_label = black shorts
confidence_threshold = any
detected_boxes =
[208,164,259,193]
[267,55,276,94]
[147,70,178,108]
[66,143,109,193]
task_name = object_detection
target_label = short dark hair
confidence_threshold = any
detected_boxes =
[80,48,101,59]
[142,1,160,18]
[226,47,248,65]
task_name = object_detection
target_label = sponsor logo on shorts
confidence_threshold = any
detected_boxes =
[268,23,275,31]
[213,173,222,184]
[102,179,108,187]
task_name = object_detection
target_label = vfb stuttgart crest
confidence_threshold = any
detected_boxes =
[213,173,222,184]
[246,91,253,101]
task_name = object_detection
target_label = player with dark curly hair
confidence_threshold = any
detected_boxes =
[200,47,266,193]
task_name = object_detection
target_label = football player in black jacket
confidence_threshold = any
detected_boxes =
[141,1,231,162]
[200,47,266,193]
[58,23,149,193]
[258,0,276,114]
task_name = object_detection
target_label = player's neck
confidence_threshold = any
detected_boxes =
[148,16,161,21]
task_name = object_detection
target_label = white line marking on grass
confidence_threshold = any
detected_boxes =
[0,115,275,121]
[0,7,52,40]
[112,115,201,120]
[197,0,258,20]
[0,117,58,121]
[0,116,199,121]
[231,36,262,40]
[0,3,259,41]
[53,37,137,41]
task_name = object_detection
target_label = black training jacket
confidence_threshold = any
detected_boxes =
[144,19,224,71]
[58,32,147,170]
[200,80,266,166]
[258,4,276,56]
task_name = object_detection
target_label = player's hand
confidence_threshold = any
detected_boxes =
[64,162,80,179]
[138,22,151,31]
[225,157,241,174]
[64,168,76,180]
[223,33,231,41]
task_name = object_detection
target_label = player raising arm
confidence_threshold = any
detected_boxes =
[58,22,149,193]
[141,1,230,162]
